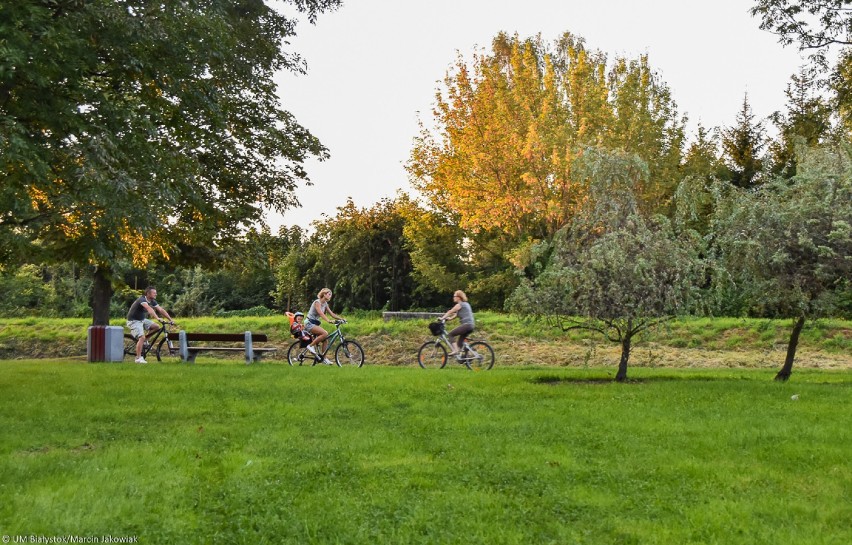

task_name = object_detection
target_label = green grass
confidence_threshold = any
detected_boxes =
[0,361,850,544]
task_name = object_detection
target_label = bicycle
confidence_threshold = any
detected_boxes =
[287,319,365,367]
[123,319,180,362]
[417,319,495,371]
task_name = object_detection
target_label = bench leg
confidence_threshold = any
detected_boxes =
[179,331,191,363]
[245,331,254,364]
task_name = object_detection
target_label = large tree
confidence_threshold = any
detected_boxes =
[408,32,685,307]
[297,197,431,312]
[751,0,852,69]
[0,0,340,324]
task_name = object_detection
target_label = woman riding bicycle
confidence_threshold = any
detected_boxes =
[305,288,345,364]
[440,290,475,356]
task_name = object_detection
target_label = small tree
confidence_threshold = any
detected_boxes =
[711,142,852,380]
[509,149,706,381]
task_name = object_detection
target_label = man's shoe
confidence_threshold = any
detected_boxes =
[306,345,317,355]
[135,357,147,364]
[323,358,334,365]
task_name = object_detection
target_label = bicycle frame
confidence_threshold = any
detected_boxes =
[124,319,178,362]
[435,330,476,359]
[316,326,344,358]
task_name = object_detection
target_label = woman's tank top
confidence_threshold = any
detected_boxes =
[457,302,474,326]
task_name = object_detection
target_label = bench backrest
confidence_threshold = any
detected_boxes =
[167,332,269,343]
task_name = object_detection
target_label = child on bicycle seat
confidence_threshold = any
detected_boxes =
[289,311,312,346]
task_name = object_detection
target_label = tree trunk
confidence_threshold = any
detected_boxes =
[91,266,114,326]
[775,316,805,382]
[616,332,631,382]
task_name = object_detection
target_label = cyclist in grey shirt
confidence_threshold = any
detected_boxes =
[440,290,475,356]
[126,286,173,363]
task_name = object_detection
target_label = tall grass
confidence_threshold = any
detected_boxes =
[0,362,850,544]
[0,314,849,368]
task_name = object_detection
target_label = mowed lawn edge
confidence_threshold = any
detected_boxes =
[0,361,849,544]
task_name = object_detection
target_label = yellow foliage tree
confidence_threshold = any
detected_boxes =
[408,32,685,259]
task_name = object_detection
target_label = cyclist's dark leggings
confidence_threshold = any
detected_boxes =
[448,324,474,350]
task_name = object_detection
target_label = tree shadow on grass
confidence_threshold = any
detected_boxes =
[533,375,645,385]
[530,373,851,386]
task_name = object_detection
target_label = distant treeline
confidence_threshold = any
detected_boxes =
[1,31,850,323]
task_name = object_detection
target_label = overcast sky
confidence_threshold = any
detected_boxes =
[268,0,806,231]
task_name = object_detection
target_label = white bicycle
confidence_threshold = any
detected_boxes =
[417,319,494,371]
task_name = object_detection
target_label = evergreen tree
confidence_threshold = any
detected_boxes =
[721,95,768,188]
[768,68,832,178]
[675,125,724,236]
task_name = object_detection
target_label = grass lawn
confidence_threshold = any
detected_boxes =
[0,360,849,544]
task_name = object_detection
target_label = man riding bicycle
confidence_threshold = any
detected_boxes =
[126,286,174,364]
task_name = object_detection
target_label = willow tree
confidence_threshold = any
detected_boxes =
[0,0,340,323]
[509,150,706,382]
[711,143,852,381]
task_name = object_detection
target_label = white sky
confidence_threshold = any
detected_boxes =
[267,0,806,231]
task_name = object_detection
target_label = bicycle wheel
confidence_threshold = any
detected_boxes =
[287,341,309,366]
[417,341,447,369]
[336,340,365,368]
[123,334,137,357]
[156,337,180,363]
[465,341,495,371]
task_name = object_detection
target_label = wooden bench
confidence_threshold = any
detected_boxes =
[168,331,276,364]
[382,312,443,321]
